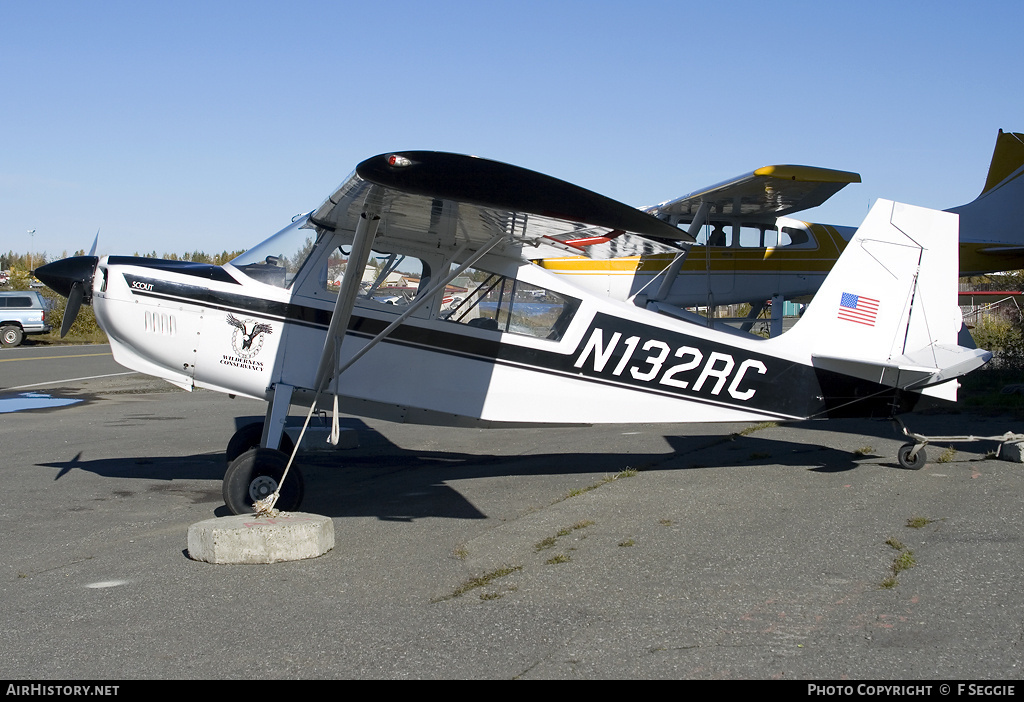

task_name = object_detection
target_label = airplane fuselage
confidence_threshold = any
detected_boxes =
[538,218,1024,310]
[90,232,926,430]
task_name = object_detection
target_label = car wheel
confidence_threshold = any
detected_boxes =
[1,325,24,348]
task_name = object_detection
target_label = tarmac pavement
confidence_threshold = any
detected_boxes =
[0,352,1022,679]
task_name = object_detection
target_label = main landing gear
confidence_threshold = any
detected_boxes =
[222,382,304,515]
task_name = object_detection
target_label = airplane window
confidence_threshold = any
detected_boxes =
[323,245,426,307]
[692,222,732,247]
[230,214,319,288]
[706,223,730,247]
[780,226,810,246]
[441,265,580,340]
[738,224,779,247]
[693,222,811,248]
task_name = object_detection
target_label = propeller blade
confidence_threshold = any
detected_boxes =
[88,229,99,257]
[35,256,98,299]
[61,282,84,338]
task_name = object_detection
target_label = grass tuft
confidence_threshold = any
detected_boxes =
[737,422,778,437]
[564,469,637,499]
[880,522,923,588]
[437,565,523,602]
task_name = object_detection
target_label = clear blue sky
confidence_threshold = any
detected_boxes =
[2,0,1021,261]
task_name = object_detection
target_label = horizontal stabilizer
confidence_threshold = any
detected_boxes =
[812,344,991,390]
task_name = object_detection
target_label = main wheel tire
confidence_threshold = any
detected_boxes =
[222,448,304,515]
[1,325,24,348]
[225,422,295,465]
[897,443,927,470]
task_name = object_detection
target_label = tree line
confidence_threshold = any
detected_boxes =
[1,249,246,272]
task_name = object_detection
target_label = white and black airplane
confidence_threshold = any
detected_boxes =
[36,152,991,514]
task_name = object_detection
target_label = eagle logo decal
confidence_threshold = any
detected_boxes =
[226,314,273,360]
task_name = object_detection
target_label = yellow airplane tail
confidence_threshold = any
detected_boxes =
[948,130,1024,266]
[979,129,1024,196]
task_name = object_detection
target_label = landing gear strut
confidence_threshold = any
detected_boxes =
[222,382,302,514]
[225,422,295,465]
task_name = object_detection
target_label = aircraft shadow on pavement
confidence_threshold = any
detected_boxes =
[661,433,870,474]
[35,419,906,522]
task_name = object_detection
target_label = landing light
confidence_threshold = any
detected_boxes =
[387,154,412,168]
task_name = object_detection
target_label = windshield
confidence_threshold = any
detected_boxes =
[230,214,319,287]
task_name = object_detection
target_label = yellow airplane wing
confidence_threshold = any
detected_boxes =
[646,165,861,223]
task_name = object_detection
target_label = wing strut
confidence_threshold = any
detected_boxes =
[252,204,381,514]
[313,209,382,394]
[638,200,709,306]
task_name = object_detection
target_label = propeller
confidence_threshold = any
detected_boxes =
[35,254,99,338]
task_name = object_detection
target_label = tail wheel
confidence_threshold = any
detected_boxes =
[222,448,304,515]
[897,443,927,470]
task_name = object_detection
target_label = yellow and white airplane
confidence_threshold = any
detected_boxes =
[536,130,1024,330]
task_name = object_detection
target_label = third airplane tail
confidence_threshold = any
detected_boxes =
[950,129,1024,273]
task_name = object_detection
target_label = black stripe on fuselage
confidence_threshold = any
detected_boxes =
[119,272,921,420]
[109,257,241,285]
[124,273,331,330]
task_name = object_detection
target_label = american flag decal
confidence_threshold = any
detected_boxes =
[838,292,879,326]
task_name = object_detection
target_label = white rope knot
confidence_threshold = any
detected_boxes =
[253,495,280,516]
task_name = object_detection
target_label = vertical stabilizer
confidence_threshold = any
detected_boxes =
[782,200,989,399]
[979,129,1024,196]
[950,130,1024,250]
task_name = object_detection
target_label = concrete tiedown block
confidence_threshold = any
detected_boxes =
[188,512,334,564]
[999,440,1024,463]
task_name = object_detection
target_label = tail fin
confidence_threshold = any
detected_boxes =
[979,129,1024,197]
[949,129,1024,252]
[784,199,990,401]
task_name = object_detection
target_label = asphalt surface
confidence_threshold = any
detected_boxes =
[1,344,1022,679]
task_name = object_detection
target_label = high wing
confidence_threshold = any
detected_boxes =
[645,164,861,224]
[306,151,697,401]
[310,151,693,258]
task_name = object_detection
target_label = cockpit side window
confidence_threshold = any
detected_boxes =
[322,245,429,308]
[442,264,580,340]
